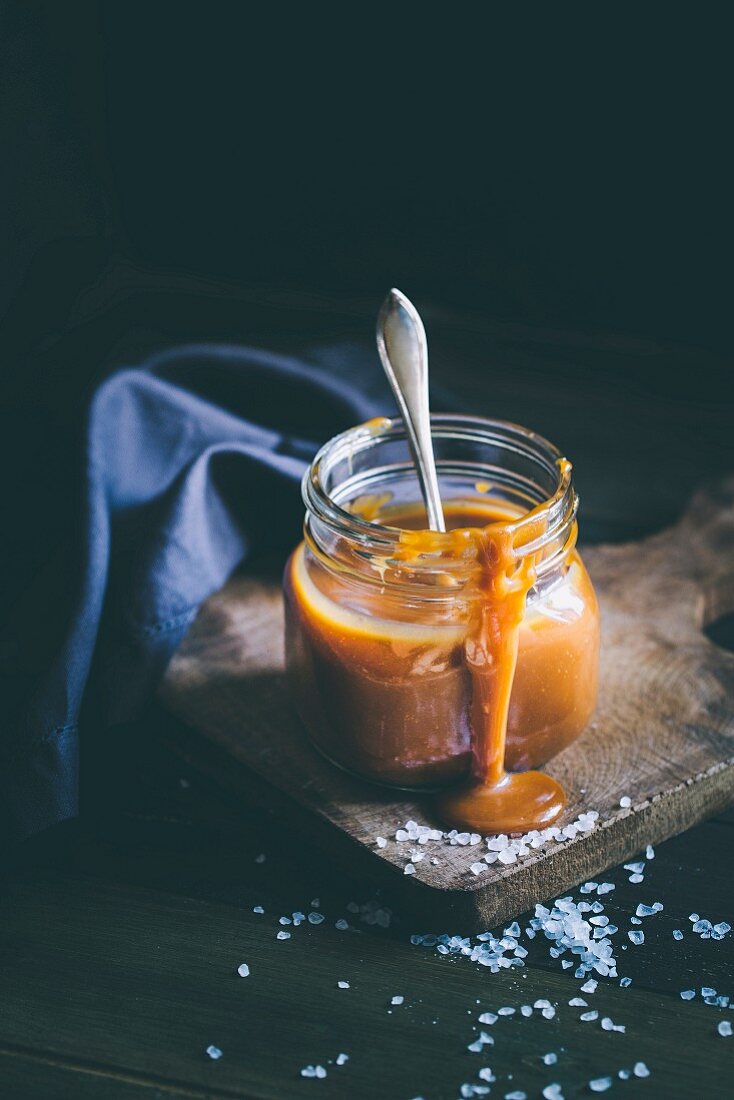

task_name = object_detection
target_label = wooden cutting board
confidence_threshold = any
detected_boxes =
[159,478,734,930]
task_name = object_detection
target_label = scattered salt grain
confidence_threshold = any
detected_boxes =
[390,995,404,1006]
[693,919,712,934]
[255,853,266,864]
[673,929,683,940]
[520,1005,533,1017]
[618,1068,631,1080]
[718,1021,733,1037]
[646,844,655,859]
[569,998,587,1007]
[636,904,657,918]
[279,916,292,925]
[253,905,264,914]
[336,1053,349,1065]
[714,921,731,936]
[542,1086,564,1100]
[619,796,632,808]
[680,990,695,1000]
[701,986,716,998]
[625,862,645,874]
[206,1045,222,1060]
[597,883,615,895]
[335,919,349,931]
[471,862,487,876]
[478,1068,496,1082]
[589,1077,613,1092]
[628,930,645,945]
[376,836,387,848]
[505,1092,527,1100]
[478,1012,498,1025]
[581,979,598,994]
[580,1011,599,1022]
[542,1007,556,1019]
[308,912,325,925]
[629,874,644,884]
[300,1065,327,1078]
[404,864,416,876]
[237,963,250,978]
[633,1062,651,1078]
[689,912,700,922]
[337,981,350,989]
[543,1052,558,1066]
[276,931,291,940]
[620,977,632,987]
[498,1006,516,1016]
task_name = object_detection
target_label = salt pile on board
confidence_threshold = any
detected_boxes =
[384,812,599,875]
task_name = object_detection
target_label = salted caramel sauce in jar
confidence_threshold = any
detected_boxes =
[284,414,599,795]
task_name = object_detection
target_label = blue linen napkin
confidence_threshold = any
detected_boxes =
[1,344,384,845]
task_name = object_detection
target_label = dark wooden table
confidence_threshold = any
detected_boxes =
[2,293,733,1098]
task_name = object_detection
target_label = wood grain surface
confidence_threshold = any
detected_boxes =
[159,479,734,930]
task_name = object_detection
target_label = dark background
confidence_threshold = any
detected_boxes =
[2,1,733,576]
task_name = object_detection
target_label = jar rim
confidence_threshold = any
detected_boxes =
[303,413,576,562]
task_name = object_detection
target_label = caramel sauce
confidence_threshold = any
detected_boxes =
[285,492,598,832]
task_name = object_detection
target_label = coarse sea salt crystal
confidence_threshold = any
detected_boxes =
[308,912,325,925]
[581,979,598,994]
[237,963,250,977]
[276,931,291,940]
[498,1006,515,1015]
[628,930,645,945]
[620,977,632,987]
[680,989,695,1000]
[597,883,615,895]
[543,1052,558,1065]
[279,916,292,925]
[336,1053,349,1065]
[619,796,632,808]
[569,997,587,1007]
[478,1067,496,1082]
[337,980,350,989]
[633,1062,651,1077]
[718,1021,733,1037]
[505,1092,527,1100]
[471,862,487,876]
[478,1012,498,1025]
[390,995,404,1005]
[689,912,699,922]
[629,874,644,884]
[618,1068,631,1080]
[636,903,657,917]
[520,1005,533,1017]
[625,862,645,874]
[673,929,683,940]
[589,1077,613,1092]
[335,919,349,931]
[376,836,387,848]
[404,863,416,876]
[542,1086,564,1100]
[206,1045,222,1060]
[646,844,655,859]
[580,1010,599,1022]
[542,1007,556,1019]
[253,905,264,914]
[714,921,731,935]
[701,986,716,998]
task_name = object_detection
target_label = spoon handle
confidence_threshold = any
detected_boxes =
[376,288,446,532]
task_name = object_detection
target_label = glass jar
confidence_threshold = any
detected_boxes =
[283,414,599,791]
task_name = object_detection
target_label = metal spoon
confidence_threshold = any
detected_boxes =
[376,288,446,532]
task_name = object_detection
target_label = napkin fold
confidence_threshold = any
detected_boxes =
[1,344,384,844]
